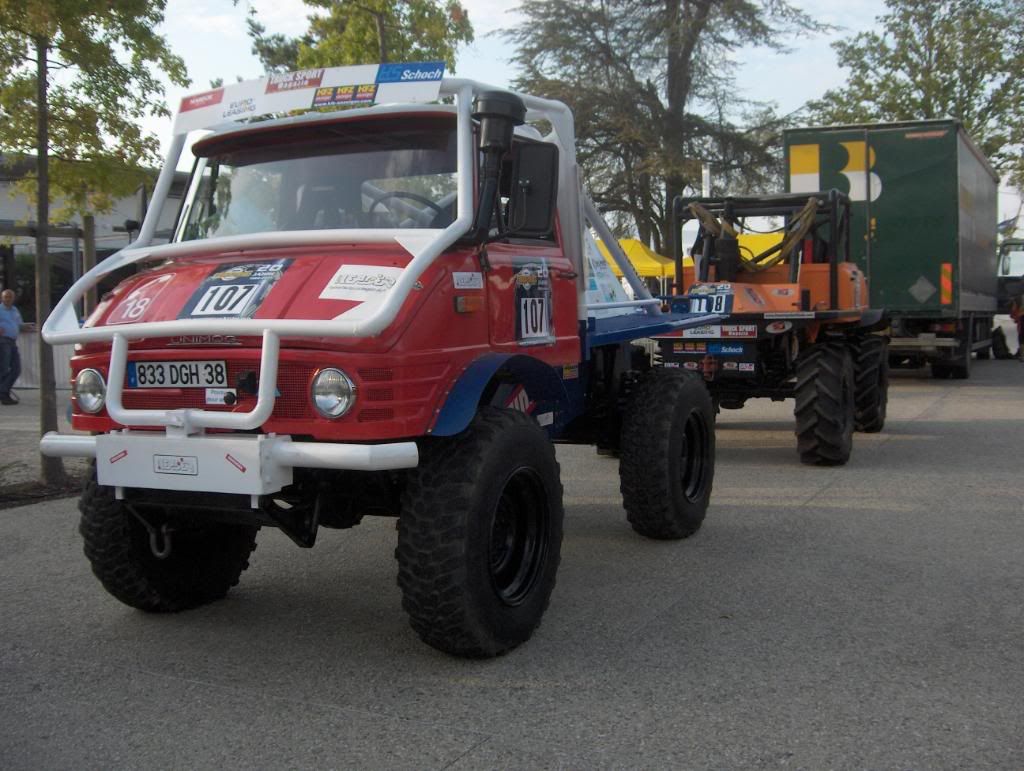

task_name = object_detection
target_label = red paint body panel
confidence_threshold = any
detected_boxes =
[72,243,578,440]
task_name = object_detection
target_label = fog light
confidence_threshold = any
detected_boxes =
[74,368,106,414]
[311,368,356,418]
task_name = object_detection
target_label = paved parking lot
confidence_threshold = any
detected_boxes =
[2,361,1023,769]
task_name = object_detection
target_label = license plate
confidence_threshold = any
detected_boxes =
[127,360,228,388]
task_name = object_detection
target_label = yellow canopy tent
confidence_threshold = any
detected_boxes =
[597,238,686,279]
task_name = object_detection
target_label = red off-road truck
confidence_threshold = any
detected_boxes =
[42,64,720,657]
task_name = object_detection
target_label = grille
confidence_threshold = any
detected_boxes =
[122,361,316,419]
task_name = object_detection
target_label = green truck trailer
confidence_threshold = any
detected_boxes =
[784,120,999,378]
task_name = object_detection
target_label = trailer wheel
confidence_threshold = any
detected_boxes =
[794,343,855,466]
[992,327,1013,359]
[396,407,563,658]
[619,369,715,539]
[852,336,889,433]
[79,474,258,612]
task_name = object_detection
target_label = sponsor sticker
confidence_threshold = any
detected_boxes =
[452,271,484,290]
[683,361,700,370]
[320,265,403,301]
[108,274,173,325]
[744,287,765,305]
[266,69,325,93]
[764,311,815,319]
[721,324,758,339]
[562,364,579,380]
[739,362,756,372]
[722,361,739,370]
[180,88,223,112]
[179,259,292,319]
[375,61,446,83]
[673,342,707,353]
[205,388,237,406]
[153,455,198,476]
[708,343,744,355]
[535,412,554,427]
[771,287,795,297]
[682,325,722,339]
[765,321,792,334]
[663,362,680,368]
[221,97,257,120]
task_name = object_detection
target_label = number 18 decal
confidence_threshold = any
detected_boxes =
[108,274,173,324]
[689,294,731,314]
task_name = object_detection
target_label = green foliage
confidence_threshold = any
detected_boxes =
[246,0,473,74]
[0,1,189,217]
[506,0,825,252]
[807,0,1024,186]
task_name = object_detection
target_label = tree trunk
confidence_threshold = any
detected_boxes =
[374,13,388,63]
[34,35,66,486]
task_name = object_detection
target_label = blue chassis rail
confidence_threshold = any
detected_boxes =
[584,311,725,350]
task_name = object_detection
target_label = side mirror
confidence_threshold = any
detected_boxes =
[506,143,559,239]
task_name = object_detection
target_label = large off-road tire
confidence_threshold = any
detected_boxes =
[79,475,259,612]
[852,335,889,433]
[619,369,715,539]
[992,326,1013,359]
[794,343,855,466]
[396,407,564,658]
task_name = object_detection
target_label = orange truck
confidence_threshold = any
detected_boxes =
[655,190,889,466]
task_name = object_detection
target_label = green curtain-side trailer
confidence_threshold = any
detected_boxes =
[783,120,999,377]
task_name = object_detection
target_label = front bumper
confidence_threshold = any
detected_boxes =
[41,431,419,498]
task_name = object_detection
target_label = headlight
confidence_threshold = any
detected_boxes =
[311,368,356,418]
[74,369,106,414]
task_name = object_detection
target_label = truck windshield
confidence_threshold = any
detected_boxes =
[176,121,458,241]
[999,244,1024,277]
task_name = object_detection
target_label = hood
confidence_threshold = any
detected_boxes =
[84,244,448,351]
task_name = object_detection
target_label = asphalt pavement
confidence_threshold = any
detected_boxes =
[1,360,1023,769]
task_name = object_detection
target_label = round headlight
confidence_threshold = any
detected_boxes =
[311,368,356,418]
[74,368,106,414]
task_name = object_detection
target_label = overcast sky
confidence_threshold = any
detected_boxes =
[152,0,1020,218]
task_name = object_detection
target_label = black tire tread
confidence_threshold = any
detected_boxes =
[396,408,563,658]
[79,476,258,612]
[794,343,855,466]
[619,369,715,539]
[852,335,889,433]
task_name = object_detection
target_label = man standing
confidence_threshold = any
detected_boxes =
[0,288,32,405]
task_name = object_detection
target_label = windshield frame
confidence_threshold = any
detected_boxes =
[173,112,461,244]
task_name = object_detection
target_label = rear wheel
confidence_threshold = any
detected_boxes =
[396,407,563,658]
[619,369,715,539]
[992,326,1013,359]
[79,475,259,612]
[852,335,889,433]
[794,343,855,466]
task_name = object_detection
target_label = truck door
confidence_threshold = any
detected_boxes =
[484,140,579,366]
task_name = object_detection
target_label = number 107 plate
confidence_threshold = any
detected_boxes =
[127,360,228,388]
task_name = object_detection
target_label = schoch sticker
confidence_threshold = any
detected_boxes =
[179,259,292,319]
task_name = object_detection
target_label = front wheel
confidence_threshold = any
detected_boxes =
[396,407,564,658]
[794,343,855,466]
[852,335,889,433]
[619,369,715,539]
[79,475,259,612]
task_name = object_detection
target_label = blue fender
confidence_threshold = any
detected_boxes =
[430,352,577,436]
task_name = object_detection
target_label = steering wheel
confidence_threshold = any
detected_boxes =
[367,190,444,225]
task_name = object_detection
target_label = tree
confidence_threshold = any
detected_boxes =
[505,0,824,253]
[246,0,473,74]
[0,1,188,485]
[807,0,1024,186]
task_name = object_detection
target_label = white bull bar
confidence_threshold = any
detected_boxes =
[39,76,661,479]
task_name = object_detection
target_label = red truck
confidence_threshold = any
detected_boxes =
[42,64,720,657]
